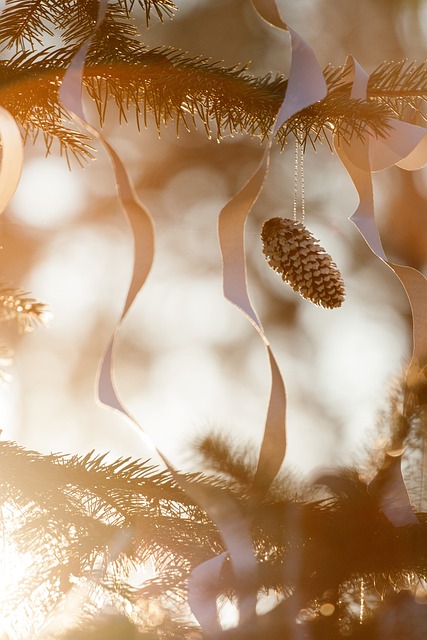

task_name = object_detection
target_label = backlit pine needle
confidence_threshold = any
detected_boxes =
[0,287,48,332]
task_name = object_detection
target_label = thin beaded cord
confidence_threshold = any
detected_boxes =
[293,137,298,221]
[293,134,305,223]
[360,578,365,623]
[300,135,305,223]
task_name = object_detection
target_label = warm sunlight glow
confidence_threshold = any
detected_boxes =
[0,513,34,639]
[1,0,426,637]
[10,156,87,228]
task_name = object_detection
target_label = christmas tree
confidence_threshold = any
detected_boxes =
[0,1,426,638]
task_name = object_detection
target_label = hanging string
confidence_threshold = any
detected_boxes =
[300,135,306,223]
[293,133,305,222]
[360,577,365,623]
[293,137,298,221]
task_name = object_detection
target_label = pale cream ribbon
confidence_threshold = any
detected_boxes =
[59,0,330,631]
[189,0,327,631]
[59,1,159,458]
[222,0,327,493]
[0,107,23,214]
[58,0,265,631]
[335,56,427,526]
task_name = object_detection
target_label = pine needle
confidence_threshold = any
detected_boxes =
[0,3,424,158]
[0,286,48,332]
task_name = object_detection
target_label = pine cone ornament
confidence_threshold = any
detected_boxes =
[261,217,345,309]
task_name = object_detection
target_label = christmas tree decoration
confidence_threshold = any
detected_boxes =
[0,286,48,332]
[0,386,424,640]
[0,286,47,382]
[261,217,345,308]
[0,0,426,639]
[0,2,423,161]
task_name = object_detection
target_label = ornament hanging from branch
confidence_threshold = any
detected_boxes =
[261,216,345,308]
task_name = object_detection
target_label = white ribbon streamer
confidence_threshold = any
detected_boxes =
[189,0,327,631]
[0,107,23,214]
[59,1,262,631]
[335,56,427,526]
[219,0,327,494]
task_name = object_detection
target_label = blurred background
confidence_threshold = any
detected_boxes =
[0,0,426,475]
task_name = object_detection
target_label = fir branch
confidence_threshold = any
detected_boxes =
[0,43,396,158]
[82,46,395,147]
[0,6,424,159]
[58,0,100,48]
[83,46,285,138]
[0,0,66,50]
[62,1,141,50]
[0,286,48,331]
[0,441,221,571]
[121,0,177,24]
[0,437,426,638]
[58,0,177,50]
[368,60,427,123]
[0,441,222,637]
[0,50,94,163]
[0,0,176,52]
[194,433,256,488]
[2,44,420,158]
[26,118,95,167]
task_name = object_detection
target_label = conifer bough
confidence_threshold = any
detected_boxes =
[0,2,426,640]
[0,2,424,160]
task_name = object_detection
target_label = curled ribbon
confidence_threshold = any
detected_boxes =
[56,0,343,632]
[58,2,426,633]
[189,0,327,632]
[0,107,23,215]
[59,0,264,632]
[59,0,157,455]
[335,56,427,527]
[220,0,327,495]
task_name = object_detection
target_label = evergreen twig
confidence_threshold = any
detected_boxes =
[0,46,407,162]
[0,286,48,331]
[0,0,176,51]
[368,60,427,123]
[0,1,424,161]
[0,415,425,639]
